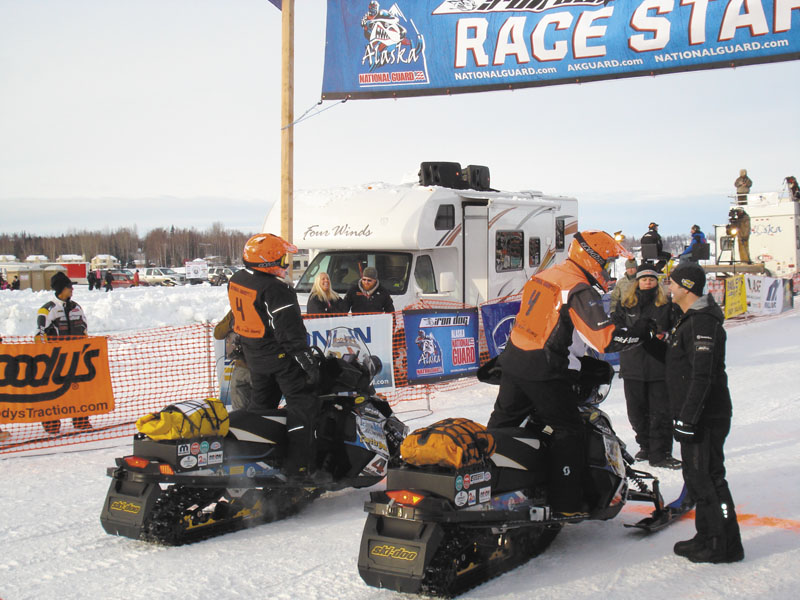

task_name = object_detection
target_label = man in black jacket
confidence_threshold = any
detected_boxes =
[641,222,671,272]
[344,266,395,314]
[648,264,744,563]
[228,233,326,483]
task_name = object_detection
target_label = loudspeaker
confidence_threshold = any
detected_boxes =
[419,162,463,189]
[463,165,491,191]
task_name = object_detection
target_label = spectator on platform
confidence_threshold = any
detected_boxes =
[344,267,395,314]
[307,272,347,315]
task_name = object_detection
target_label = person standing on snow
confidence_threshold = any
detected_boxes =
[646,263,744,563]
[609,257,638,312]
[35,272,92,434]
[227,233,327,483]
[613,262,680,469]
[344,266,394,314]
[487,231,653,518]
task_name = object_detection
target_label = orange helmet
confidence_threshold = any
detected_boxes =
[242,233,297,277]
[568,230,632,291]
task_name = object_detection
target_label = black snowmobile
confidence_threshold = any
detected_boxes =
[101,327,407,545]
[357,356,689,597]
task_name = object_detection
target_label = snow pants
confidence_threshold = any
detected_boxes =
[242,345,321,475]
[680,418,743,557]
[623,379,672,462]
[228,363,255,412]
[488,373,585,513]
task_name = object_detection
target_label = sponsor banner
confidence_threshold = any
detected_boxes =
[724,274,747,318]
[403,308,480,384]
[708,278,725,306]
[793,272,800,294]
[322,0,800,100]
[0,337,115,425]
[746,274,793,314]
[479,301,520,358]
[305,313,395,390]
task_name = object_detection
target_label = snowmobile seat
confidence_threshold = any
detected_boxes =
[225,409,288,459]
[487,427,548,491]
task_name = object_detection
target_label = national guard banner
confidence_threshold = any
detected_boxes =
[403,308,480,384]
[479,301,520,358]
[321,0,800,100]
[0,337,115,425]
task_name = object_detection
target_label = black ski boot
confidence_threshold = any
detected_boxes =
[673,534,706,558]
[683,536,744,563]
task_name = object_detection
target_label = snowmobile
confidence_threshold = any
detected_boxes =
[100,327,407,545]
[357,356,689,597]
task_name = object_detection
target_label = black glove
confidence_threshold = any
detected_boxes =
[293,349,320,388]
[628,318,656,340]
[673,419,702,444]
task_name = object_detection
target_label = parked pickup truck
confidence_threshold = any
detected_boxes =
[141,267,184,286]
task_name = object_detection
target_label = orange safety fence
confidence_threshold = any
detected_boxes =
[1,299,522,455]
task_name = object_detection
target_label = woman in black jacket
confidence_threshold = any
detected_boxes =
[306,272,347,315]
[613,263,680,469]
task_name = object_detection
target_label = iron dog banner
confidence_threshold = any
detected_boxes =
[0,337,115,424]
[322,0,800,99]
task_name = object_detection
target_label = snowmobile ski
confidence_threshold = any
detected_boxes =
[625,484,694,533]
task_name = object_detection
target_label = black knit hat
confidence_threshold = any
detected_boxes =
[636,262,659,280]
[51,271,74,295]
[669,264,705,296]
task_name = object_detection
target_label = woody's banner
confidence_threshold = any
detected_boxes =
[321,0,800,99]
[0,337,115,424]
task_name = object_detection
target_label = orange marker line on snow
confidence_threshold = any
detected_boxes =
[624,505,800,532]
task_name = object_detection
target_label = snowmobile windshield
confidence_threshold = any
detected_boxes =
[323,326,379,377]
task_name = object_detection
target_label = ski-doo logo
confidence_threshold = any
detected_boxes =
[432,0,608,14]
[371,544,419,561]
[0,343,99,402]
[110,500,141,515]
[358,2,429,87]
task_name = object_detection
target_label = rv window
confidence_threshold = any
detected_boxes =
[529,237,541,267]
[495,231,524,272]
[414,255,437,294]
[295,251,412,295]
[435,205,455,230]
[555,218,566,250]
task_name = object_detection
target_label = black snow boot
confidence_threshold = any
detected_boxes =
[673,534,706,558]
[684,536,745,563]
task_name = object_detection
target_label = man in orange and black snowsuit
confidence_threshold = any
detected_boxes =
[488,231,653,518]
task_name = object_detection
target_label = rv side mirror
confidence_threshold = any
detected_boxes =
[439,272,456,293]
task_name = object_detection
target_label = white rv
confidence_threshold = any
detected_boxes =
[714,190,800,278]
[262,173,578,311]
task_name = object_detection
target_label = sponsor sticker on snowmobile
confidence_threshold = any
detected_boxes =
[485,471,491,482]
[210,441,221,451]
[190,442,200,455]
[246,466,256,478]
[208,451,223,465]
[364,455,387,477]
[197,453,208,466]
[177,443,190,456]
[479,487,491,504]
[180,455,198,469]
[469,471,484,484]
[370,544,419,562]
[463,474,471,489]
[200,441,210,453]
[455,491,468,507]
[468,489,477,505]
[455,475,463,491]
[230,465,244,475]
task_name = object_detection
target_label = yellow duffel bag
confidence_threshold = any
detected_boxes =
[400,417,496,469]
[136,397,229,440]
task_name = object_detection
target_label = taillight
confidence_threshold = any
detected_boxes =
[123,456,150,469]
[386,490,425,506]
[159,464,175,475]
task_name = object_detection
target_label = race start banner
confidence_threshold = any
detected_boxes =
[321,0,800,99]
[480,301,520,358]
[0,337,115,425]
[403,308,480,384]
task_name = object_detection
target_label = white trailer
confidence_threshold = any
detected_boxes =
[714,190,800,278]
[262,175,578,311]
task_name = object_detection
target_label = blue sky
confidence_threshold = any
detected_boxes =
[1,0,798,238]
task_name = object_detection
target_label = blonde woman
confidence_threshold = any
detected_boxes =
[307,272,346,315]
[612,262,679,469]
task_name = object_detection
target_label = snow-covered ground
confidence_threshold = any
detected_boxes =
[1,285,799,599]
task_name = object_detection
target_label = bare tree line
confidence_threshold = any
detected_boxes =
[0,222,254,267]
